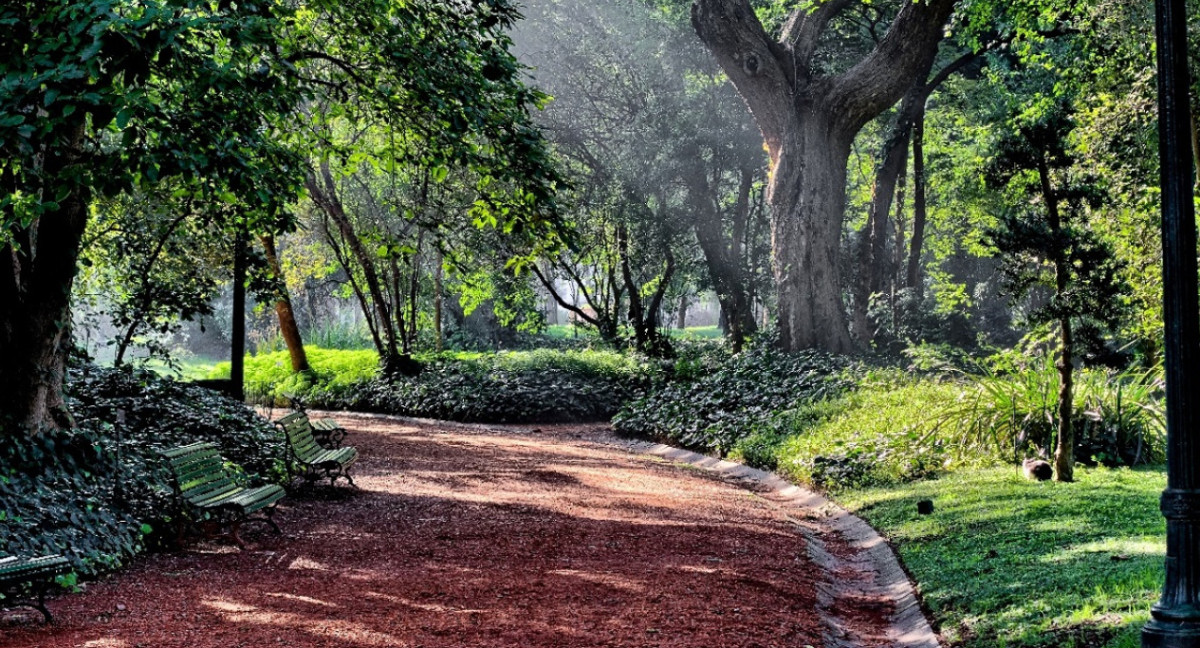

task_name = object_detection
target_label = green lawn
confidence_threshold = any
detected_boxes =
[669,325,722,339]
[141,356,224,381]
[838,466,1165,648]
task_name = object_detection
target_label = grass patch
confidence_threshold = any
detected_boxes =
[668,325,723,339]
[617,356,1169,648]
[729,377,975,489]
[208,346,380,405]
[838,466,1164,647]
[210,346,657,422]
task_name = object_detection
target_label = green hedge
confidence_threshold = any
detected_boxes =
[217,347,665,423]
[612,347,855,453]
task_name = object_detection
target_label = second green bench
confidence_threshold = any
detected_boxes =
[276,414,358,488]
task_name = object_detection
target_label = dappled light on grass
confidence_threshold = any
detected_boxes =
[840,465,1166,647]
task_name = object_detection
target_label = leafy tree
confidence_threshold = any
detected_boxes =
[77,186,230,367]
[690,0,956,352]
[517,0,770,353]
[986,103,1130,482]
[1,0,561,433]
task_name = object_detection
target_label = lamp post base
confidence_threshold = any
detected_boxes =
[1144,620,1200,648]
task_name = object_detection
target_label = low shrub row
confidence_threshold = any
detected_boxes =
[612,347,856,453]
[1,364,286,579]
[219,347,670,423]
[615,348,1165,492]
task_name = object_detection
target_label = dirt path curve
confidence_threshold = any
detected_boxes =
[5,414,914,648]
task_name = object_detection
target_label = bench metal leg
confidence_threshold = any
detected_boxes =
[228,522,247,549]
[4,588,55,624]
[264,508,282,535]
[34,587,53,624]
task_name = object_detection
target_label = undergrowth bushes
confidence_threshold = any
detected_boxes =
[0,365,285,580]
[223,347,666,423]
[612,347,855,453]
[615,346,1165,492]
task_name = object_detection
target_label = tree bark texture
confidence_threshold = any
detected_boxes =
[1038,154,1074,482]
[618,223,675,357]
[230,230,247,402]
[261,234,311,373]
[0,125,90,434]
[434,247,444,352]
[687,163,759,352]
[691,0,955,352]
[906,102,929,296]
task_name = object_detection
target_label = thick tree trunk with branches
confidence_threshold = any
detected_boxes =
[0,126,89,434]
[691,0,956,352]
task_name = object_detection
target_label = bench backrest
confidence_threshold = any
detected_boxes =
[277,413,323,463]
[0,555,70,585]
[161,442,240,506]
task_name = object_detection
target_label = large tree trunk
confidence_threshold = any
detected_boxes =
[261,234,311,373]
[0,125,89,435]
[770,116,857,352]
[691,0,955,352]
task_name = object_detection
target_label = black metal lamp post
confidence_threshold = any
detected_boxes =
[1144,0,1200,645]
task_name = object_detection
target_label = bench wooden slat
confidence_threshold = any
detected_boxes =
[0,554,72,623]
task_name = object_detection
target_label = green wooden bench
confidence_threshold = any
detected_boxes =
[0,554,72,623]
[278,404,347,449]
[309,416,347,448]
[276,414,358,488]
[161,442,286,548]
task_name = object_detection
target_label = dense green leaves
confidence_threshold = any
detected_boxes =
[613,346,854,453]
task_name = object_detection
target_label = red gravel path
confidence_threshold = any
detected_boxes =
[4,416,834,648]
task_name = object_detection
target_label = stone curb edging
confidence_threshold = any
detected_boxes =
[620,440,940,648]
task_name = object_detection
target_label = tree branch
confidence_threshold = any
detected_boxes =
[780,0,855,71]
[691,0,796,153]
[828,0,957,134]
